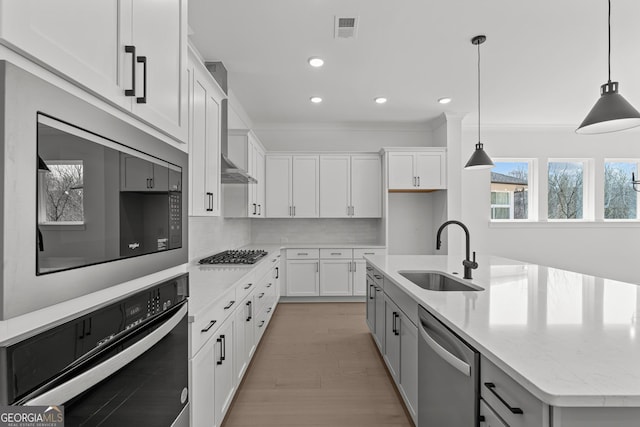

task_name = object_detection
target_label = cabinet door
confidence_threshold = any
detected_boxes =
[352,260,367,296]
[319,259,352,296]
[399,313,418,423]
[233,302,248,385]
[190,339,215,427]
[366,276,376,332]
[266,156,292,217]
[384,298,400,382]
[388,153,415,190]
[255,149,265,217]
[286,260,319,296]
[374,285,385,352]
[351,155,382,217]
[415,152,445,189]
[189,63,222,216]
[479,400,508,427]
[214,319,235,424]
[120,155,153,191]
[319,155,350,218]
[0,1,127,108]
[292,156,319,217]
[129,0,188,141]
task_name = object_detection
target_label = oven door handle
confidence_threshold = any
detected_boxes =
[24,303,188,406]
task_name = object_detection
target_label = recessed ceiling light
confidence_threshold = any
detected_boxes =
[308,57,324,67]
[438,97,452,104]
[374,97,387,104]
[310,96,323,103]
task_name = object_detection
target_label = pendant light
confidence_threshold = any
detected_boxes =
[465,35,494,170]
[576,0,640,134]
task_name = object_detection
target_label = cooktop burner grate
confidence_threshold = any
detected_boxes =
[198,249,268,265]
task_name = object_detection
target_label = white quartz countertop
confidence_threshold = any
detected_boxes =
[365,254,640,408]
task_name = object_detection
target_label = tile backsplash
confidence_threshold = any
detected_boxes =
[188,217,252,262]
[251,218,383,245]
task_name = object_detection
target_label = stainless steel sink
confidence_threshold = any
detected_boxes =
[399,271,483,292]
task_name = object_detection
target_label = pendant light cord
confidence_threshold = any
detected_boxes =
[477,38,481,143]
[608,0,611,83]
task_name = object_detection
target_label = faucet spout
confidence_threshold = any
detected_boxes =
[435,220,478,280]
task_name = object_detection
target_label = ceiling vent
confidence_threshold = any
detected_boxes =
[334,16,359,39]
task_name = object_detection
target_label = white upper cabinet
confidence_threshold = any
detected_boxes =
[224,130,266,218]
[387,149,446,190]
[351,155,382,217]
[0,0,188,142]
[188,49,223,217]
[320,154,381,218]
[266,155,319,218]
[319,156,351,217]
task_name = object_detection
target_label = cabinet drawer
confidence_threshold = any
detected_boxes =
[383,277,417,327]
[319,248,353,259]
[367,264,384,288]
[481,356,547,427]
[353,248,386,259]
[286,249,320,260]
[480,399,508,427]
[236,271,256,303]
[191,286,237,356]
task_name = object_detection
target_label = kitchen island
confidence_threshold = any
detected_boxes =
[365,254,640,427]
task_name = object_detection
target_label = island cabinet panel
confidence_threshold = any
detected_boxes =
[481,355,548,427]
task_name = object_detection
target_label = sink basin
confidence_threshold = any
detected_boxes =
[399,271,483,292]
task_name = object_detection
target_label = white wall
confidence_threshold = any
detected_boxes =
[459,124,640,284]
[254,123,432,152]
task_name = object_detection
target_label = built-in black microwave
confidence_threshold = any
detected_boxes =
[36,113,184,275]
[0,60,188,319]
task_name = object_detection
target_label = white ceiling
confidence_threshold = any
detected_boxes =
[188,0,640,128]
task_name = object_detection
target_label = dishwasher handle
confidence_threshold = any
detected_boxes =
[419,322,471,377]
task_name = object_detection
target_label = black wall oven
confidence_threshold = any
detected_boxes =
[0,274,190,426]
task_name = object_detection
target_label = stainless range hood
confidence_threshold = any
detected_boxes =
[205,62,257,184]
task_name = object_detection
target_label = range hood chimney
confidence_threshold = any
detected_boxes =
[204,61,257,184]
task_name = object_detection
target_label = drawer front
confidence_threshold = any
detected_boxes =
[353,248,386,259]
[255,302,275,343]
[383,277,418,327]
[481,356,546,427]
[236,271,257,303]
[191,286,237,356]
[368,265,384,289]
[286,249,320,260]
[319,248,353,259]
[480,399,508,427]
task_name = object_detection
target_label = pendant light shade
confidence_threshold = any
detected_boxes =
[576,82,640,134]
[464,35,494,170]
[576,0,640,134]
[465,142,494,169]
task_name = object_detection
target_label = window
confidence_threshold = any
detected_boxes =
[548,161,584,220]
[38,160,84,224]
[604,161,638,220]
[491,161,530,220]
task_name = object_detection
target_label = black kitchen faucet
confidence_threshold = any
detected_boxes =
[435,220,478,280]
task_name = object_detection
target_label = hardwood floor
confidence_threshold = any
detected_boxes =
[222,302,414,427]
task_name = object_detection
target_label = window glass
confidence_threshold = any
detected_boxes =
[548,161,583,219]
[40,161,84,223]
[604,162,637,219]
[491,162,529,219]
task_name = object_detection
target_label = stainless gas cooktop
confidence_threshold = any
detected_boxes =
[198,249,268,265]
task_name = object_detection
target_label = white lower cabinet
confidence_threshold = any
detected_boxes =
[286,259,320,296]
[190,340,216,427]
[233,295,254,385]
[319,259,352,296]
[365,274,376,332]
[213,319,235,425]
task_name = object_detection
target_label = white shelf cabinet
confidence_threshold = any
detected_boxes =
[224,129,265,218]
[188,50,223,216]
[387,148,446,190]
[319,154,381,218]
[266,155,319,218]
[0,0,188,141]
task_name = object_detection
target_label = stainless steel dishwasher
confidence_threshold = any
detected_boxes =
[418,305,480,426]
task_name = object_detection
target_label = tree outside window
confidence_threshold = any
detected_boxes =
[548,161,583,219]
[604,161,637,219]
[39,161,84,223]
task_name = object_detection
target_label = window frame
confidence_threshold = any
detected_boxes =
[546,158,592,221]
[602,158,640,221]
[490,158,537,222]
[38,159,85,227]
